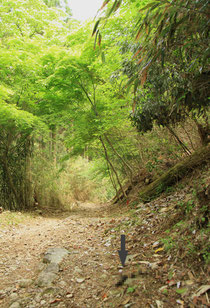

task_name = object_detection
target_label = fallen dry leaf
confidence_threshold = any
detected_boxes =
[102,293,108,300]
[50,298,62,304]
[156,300,164,308]
[155,247,164,253]
[192,285,210,299]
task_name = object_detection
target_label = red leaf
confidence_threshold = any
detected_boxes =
[50,299,62,304]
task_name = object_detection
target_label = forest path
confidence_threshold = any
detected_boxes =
[1,199,207,308]
[0,203,132,308]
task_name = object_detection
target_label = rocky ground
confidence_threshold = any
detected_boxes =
[0,196,209,308]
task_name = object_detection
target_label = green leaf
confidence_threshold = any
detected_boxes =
[127,286,136,293]
[92,19,101,37]
[140,1,160,12]
[94,30,99,49]
[176,288,188,295]
[106,0,121,18]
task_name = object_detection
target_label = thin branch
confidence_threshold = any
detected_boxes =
[104,134,134,177]
[100,136,126,198]
[16,23,24,37]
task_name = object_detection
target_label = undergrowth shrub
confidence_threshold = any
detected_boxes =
[32,154,114,211]
[133,119,203,178]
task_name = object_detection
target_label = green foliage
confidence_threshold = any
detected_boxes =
[176,288,188,295]
[161,236,177,252]
[0,0,68,210]
[202,248,210,264]
[33,154,115,209]
[0,102,45,133]
[94,0,209,137]
[177,200,196,215]
[0,0,208,212]
[0,211,35,228]
[126,286,137,294]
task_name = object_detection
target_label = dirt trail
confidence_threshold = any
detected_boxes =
[0,200,209,308]
[0,203,128,307]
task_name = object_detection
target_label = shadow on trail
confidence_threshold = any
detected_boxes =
[39,202,110,220]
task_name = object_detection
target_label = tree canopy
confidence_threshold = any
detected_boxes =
[94,0,209,134]
[0,0,209,210]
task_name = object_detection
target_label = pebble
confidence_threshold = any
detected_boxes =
[59,280,67,287]
[76,278,85,283]
[10,293,18,302]
[152,241,160,247]
[124,278,135,286]
[150,262,159,270]
[74,266,82,274]
[10,302,20,308]
[18,279,33,288]
[35,293,42,303]
[40,300,46,305]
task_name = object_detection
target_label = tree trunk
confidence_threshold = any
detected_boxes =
[180,123,195,150]
[25,136,33,209]
[139,144,210,202]
[104,134,134,180]
[99,136,127,199]
[3,154,21,209]
[166,125,191,155]
[107,162,118,197]
[52,129,57,167]
[194,120,210,146]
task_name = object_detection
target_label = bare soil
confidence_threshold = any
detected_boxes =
[0,198,209,308]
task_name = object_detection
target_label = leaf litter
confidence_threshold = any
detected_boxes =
[0,193,209,308]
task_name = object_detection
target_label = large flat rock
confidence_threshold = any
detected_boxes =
[35,247,70,287]
[36,271,58,287]
[43,247,69,265]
